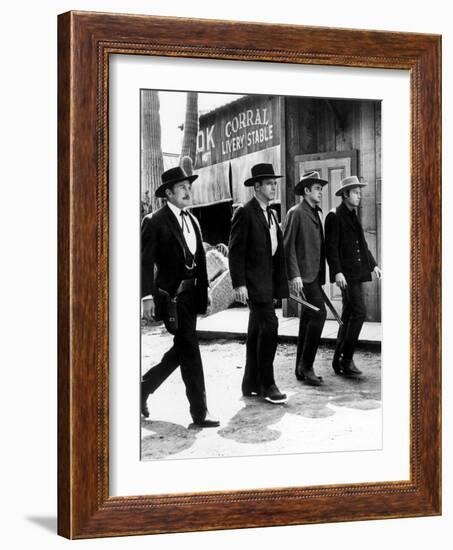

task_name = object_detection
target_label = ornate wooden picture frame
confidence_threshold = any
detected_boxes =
[58,11,441,539]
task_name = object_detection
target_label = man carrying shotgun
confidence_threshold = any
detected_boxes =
[283,172,329,386]
[325,176,382,376]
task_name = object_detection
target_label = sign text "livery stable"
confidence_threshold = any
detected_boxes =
[197,108,274,156]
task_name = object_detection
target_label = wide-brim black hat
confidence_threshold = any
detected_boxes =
[155,166,198,198]
[294,171,328,195]
[244,163,283,186]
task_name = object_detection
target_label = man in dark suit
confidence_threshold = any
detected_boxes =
[141,166,219,428]
[325,176,382,376]
[228,163,289,404]
[283,171,329,386]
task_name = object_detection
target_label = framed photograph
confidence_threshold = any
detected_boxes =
[58,11,441,538]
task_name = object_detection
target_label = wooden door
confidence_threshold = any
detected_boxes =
[294,151,357,318]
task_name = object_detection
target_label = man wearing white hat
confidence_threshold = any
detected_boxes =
[325,176,382,376]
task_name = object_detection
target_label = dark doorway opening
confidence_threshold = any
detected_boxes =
[191,201,233,246]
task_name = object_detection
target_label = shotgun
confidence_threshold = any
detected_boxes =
[289,292,320,312]
[320,288,344,326]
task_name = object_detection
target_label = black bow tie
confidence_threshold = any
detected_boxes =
[180,210,190,233]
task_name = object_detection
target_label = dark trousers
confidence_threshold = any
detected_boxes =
[243,301,279,390]
[142,291,207,421]
[335,280,366,361]
[296,279,327,370]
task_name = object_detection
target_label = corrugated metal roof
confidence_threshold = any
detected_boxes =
[199,95,247,120]
[162,152,179,171]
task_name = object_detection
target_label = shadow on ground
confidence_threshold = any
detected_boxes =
[279,346,381,417]
[141,420,198,460]
[217,397,286,444]
[285,373,381,418]
[141,330,382,459]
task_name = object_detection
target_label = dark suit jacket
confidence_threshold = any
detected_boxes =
[228,197,289,303]
[283,199,326,285]
[324,201,377,283]
[141,204,208,314]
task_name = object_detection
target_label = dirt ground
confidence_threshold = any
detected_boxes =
[141,323,381,461]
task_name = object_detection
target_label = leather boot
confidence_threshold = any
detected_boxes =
[241,377,260,397]
[296,363,323,386]
[141,381,151,418]
[341,358,362,376]
[332,351,343,375]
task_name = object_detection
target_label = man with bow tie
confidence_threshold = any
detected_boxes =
[283,171,329,386]
[140,166,219,428]
[228,163,289,404]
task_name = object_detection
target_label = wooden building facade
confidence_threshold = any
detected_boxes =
[190,95,282,244]
[282,97,381,321]
[141,93,381,321]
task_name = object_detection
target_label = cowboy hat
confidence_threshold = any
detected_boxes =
[335,175,367,197]
[244,163,283,186]
[294,171,328,195]
[155,166,198,198]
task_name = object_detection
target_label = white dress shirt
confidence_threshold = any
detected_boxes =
[167,201,197,255]
[141,204,197,304]
[255,197,278,256]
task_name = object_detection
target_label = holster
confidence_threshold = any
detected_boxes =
[154,288,178,334]
[175,277,196,294]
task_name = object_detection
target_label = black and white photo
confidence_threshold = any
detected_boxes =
[140,89,382,460]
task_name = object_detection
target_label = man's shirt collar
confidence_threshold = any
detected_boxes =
[303,198,322,213]
[255,195,270,212]
[167,201,186,217]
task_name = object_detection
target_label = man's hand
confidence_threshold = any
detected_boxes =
[335,272,348,290]
[374,266,383,279]
[290,276,303,295]
[142,297,155,322]
[233,286,249,305]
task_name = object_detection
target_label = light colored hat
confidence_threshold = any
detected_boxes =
[335,175,367,197]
